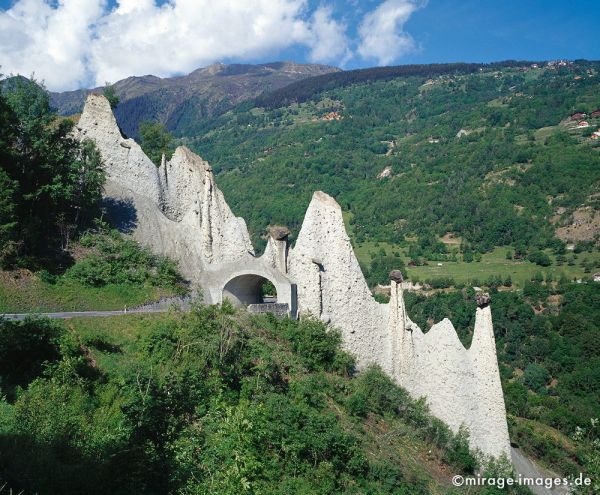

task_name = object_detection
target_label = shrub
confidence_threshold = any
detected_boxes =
[63,230,185,291]
[280,318,344,371]
[522,363,551,392]
[503,381,529,417]
[528,250,552,267]
[0,317,64,399]
[348,366,410,417]
[444,427,478,474]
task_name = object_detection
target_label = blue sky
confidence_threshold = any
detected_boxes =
[285,0,600,66]
[0,0,598,90]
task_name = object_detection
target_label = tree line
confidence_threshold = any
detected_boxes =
[0,77,105,270]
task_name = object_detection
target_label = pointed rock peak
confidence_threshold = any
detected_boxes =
[78,93,125,138]
[170,146,213,174]
[81,93,114,119]
[310,191,342,211]
[85,92,112,110]
[470,305,496,352]
[425,318,465,349]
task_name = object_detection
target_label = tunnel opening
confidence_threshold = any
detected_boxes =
[222,274,278,308]
[219,271,296,319]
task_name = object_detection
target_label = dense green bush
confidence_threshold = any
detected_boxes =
[444,427,478,474]
[0,77,105,268]
[0,305,488,494]
[346,365,407,417]
[62,229,186,291]
[0,317,63,399]
[522,363,551,393]
[278,316,353,373]
[528,250,552,267]
[139,120,175,166]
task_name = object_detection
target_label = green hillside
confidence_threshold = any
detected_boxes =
[187,61,600,285]
[0,307,516,494]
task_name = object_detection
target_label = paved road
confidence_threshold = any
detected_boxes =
[1,308,169,321]
[511,447,571,495]
[1,294,196,321]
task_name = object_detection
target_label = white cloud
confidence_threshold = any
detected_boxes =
[89,0,314,85]
[0,0,105,90]
[302,6,351,65]
[0,0,352,90]
[357,0,426,65]
[0,0,428,91]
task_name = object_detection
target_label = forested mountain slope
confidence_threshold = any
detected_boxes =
[49,62,339,138]
[188,61,600,260]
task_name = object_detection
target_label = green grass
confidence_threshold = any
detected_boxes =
[66,313,172,376]
[0,272,177,313]
[343,212,599,289]
[407,247,600,287]
[68,313,168,346]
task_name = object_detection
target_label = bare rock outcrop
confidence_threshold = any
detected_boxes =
[76,96,511,460]
[288,192,389,363]
[476,291,491,307]
[76,94,253,280]
[289,191,511,459]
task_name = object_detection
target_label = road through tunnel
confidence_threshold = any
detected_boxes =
[222,274,277,307]
[204,261,297,319]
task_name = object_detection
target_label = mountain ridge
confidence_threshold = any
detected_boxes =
[49,61,340,137]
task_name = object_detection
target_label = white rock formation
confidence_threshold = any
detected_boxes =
[289,192,511,459]
[288,192,389,367]
[387,281,511,458]
[76,94,252,280]
[77,95,511,460]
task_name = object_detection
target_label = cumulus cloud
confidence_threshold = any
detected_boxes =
[302,6,352,65]
[357,0,426,65]
[0,0,426,91]
[89,0,323,86]
[0,0,350,90]
[0,0,105,90]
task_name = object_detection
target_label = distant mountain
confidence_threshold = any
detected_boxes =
[189,60,600,255]
[49,62,340,138]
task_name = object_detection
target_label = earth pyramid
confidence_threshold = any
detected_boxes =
[76,94,511,459]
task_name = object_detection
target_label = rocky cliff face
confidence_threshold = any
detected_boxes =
[76,94,253,280]
[289,191,510,459]
[288,192,389,367]
[387,281,511,458]
[77,96,511,459]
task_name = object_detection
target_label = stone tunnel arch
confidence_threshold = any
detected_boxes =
[203,263,297,319]
[222,273,278,308]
